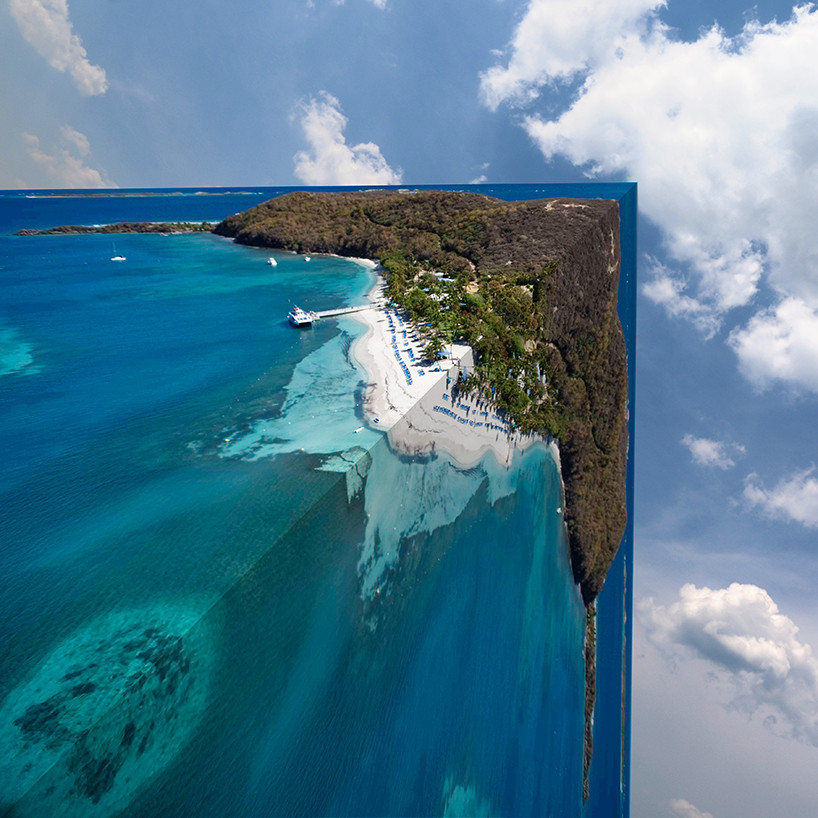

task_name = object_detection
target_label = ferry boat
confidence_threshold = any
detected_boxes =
[288,306,314,327]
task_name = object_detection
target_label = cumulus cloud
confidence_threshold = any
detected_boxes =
[681,434,744,470]
[292,92,402,186]
[469,162,490,185]
[59,124,90,156]
[520,9,818,311]
[479,0,666,110]
[729,297,818,393]
[481,3,818,391]
[9,0,108,96]
[23,130,115,188]
[669,800,714,818]
[640,583,818,745]
[744,467,818,528]
[643,257,721,337]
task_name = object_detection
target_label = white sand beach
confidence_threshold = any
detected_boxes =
[349,274,542,468]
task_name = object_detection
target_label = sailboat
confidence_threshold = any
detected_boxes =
[111,241,125,262]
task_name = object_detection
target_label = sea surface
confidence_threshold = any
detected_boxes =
[0,186,633,817]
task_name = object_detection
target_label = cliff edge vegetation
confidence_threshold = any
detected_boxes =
[214,189,628,606]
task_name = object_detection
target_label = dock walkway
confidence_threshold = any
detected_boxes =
[312,305,372,319]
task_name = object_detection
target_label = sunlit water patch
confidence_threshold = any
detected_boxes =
[442,776,493,817]
[0,323,37,376]
[0,602,215,817]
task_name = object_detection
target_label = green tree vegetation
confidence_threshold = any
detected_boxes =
[424,337,444,361]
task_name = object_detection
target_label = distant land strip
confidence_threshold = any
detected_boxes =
[15,221,216,236]
[17,190,260,198]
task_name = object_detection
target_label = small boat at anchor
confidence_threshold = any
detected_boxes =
[267,257,277,266]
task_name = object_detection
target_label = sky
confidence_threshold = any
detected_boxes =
[2,1,818,815]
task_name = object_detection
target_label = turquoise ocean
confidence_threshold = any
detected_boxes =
[0,186,634,817]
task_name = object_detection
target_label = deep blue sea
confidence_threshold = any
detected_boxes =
[0,186,633,817]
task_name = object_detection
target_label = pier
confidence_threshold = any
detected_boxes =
[311,305,371,319]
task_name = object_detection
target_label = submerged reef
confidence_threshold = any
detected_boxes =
[0,605,212,817]
[214,189,628,606]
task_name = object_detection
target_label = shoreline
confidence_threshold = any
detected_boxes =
[347,271,543,470]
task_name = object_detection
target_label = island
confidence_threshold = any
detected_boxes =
[214,189,628,607]
[215,189,628,797]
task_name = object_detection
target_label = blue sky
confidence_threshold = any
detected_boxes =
[3,1,818,815]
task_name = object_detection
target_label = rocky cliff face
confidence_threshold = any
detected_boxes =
[215,190,628,604]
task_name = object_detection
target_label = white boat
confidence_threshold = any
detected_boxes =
[288,306,314,327]
[304,256,311,262]
[111,255,126,262]
[267,257,277,266]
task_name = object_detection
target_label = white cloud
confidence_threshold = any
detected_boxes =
[681,435,744,470]
[642,257,720,337]
[293,92,402,186]
[479,0,666,110]
[23,130,115,188]
[59,124,90,156]
[520,9,818,311]
[481,3,818,392]
[469,162,490,184]
[744,467,818,528]
[640,583,818,746]
[729,297,818,393]
[669,800,714,818]
[9,0,108,96]
[317,0,387,6]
